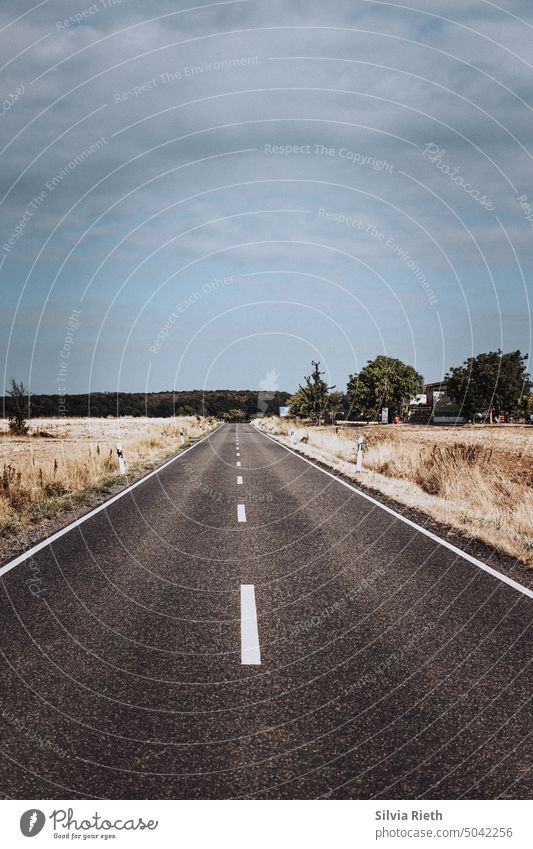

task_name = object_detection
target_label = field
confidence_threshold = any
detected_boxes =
[255,418,533,567]
[0,416,217,549]
[3,416,532,568]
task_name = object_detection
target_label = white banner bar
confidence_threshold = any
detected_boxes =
[1,800,532,848]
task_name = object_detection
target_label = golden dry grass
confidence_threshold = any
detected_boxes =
[0,416,216,539]
[256,418,533,566]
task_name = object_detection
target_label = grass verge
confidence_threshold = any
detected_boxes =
[255,418,533,568]
[0,416,217,550]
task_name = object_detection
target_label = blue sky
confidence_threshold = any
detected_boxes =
[1,0,531,394]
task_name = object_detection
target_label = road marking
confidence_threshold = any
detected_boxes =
[237,503,247,522]
[237,476,243,484]
[255,427,533,601]
[240,584,261,665]
[0,425,224,579]
[236,452,240,457]
[236,461,241,467]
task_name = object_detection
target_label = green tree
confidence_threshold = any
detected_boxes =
[347,356,423,421]
[289,361,334,423]
[326,391,344,424]
[7,378,30,434]
[446,350,531,422]
[521,391,533,420]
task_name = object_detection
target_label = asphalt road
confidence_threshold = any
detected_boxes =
[0,423,531,799]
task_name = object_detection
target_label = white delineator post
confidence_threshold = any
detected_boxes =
[180,429,185,445]
[290,428,297,447]
[116,442,126,475]
[355,436,364,472]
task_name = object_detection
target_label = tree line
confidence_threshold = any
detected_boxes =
[288,351,532,423]
[4,349,531,432]
[2,384,291,432]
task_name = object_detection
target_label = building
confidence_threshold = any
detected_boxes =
[409,380,466,424]
[424,381,448,406]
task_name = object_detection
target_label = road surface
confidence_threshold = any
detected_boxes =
[0,423,531,799]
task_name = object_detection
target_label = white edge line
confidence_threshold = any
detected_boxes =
[237,503,247,522]
[0,424,224,578]
[255,426,533,600]
[240,583,261,665]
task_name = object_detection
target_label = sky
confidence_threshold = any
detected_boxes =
[1,0,532,395]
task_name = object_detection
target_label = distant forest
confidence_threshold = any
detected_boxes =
[1,390,292,420]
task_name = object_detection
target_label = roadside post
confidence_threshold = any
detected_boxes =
[355,435,365,472]
[290,428,297,447]
[180,429,185,445]
[116,442,126,475]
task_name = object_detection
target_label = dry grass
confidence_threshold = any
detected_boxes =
[0,416,216,540]
[256,418,533,567]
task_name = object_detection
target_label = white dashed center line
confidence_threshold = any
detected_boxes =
[237,503,247,522]
[237,476,243,484]
[240,584,261,665]
[236,461,241,467]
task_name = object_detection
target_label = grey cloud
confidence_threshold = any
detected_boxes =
[1,0,531,391]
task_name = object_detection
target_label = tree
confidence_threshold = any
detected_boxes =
[289,361,335,423]
[521,391,533,421]
[326,391,344,424]
[7,378,30,434]
[347,356,423,421]
[446,350,531,422]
